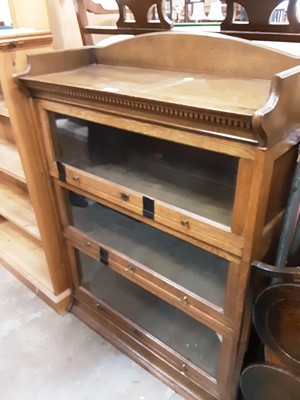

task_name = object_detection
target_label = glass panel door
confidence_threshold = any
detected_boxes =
[69,190,228,309]
[78,250,221,378]
[51,113,239,227]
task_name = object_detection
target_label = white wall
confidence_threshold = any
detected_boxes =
[0,0,12,26]
[46,0,82,49]
[8,0,50,29]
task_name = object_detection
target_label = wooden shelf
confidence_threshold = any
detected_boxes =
[0,96,9,118]
[0,181,40,240]
[0,219,53,292]
[0,139,26,183]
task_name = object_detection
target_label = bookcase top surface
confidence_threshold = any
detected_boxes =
[24,64,271,116]
[20,32,300,148]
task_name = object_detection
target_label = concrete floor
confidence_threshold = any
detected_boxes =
[0,266,183,400]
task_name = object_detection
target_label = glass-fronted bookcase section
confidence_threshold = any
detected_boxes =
[57,181,237,397]
[62,187,240,330]
[44,112,248,259]
[77,249,222,379]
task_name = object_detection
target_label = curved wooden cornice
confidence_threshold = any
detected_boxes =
[253,65,300,148]
[22,80,256,144]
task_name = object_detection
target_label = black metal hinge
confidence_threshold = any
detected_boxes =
[56,160,66,182]
[100,247,109,266]
[143,196,155,220]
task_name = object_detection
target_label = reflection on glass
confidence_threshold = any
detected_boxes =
[172,0,185,22]
[78,251,221,377]
[52,113,239,226]
[232,4,247,22]
[270,1,288,23]
[69,192,228,308]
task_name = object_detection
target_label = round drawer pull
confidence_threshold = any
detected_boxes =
[125,264,135,273]
[180,363,187,375]
[182,295,188,303]
[72,175,79,181]
[120,192,130,202]
[96,303,100,308]
[86,241,91,247]
[180,219,189,228]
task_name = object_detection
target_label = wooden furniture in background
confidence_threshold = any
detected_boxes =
[76,0,172,38]
[76,0,119,45]
[221,0,300,41]
[0,29,71,312]
[7,0,83,49]
[18,33,300,399]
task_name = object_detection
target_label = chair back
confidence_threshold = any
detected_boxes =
[76,0,119,45]
[221,0,300,41]
[76,0,173,43]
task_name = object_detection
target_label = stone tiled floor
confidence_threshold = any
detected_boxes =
[0,266,183,400]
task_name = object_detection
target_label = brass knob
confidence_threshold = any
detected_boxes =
[96,303,100,308]
[72,175,79,181]
[125,264,135,273]
[182,295,188,303]
[181,364,187,375]
[86,241,91,247]
[180,219,189,228]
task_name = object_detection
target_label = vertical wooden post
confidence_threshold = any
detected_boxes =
[0,45,70,296]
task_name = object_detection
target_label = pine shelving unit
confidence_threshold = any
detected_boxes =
[0,179,40,240]
[0,96,9,118]
[0,29,71,312]
[0,139,26,182]
[0,219,52,290]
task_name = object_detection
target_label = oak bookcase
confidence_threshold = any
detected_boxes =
[18,33,300,399]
